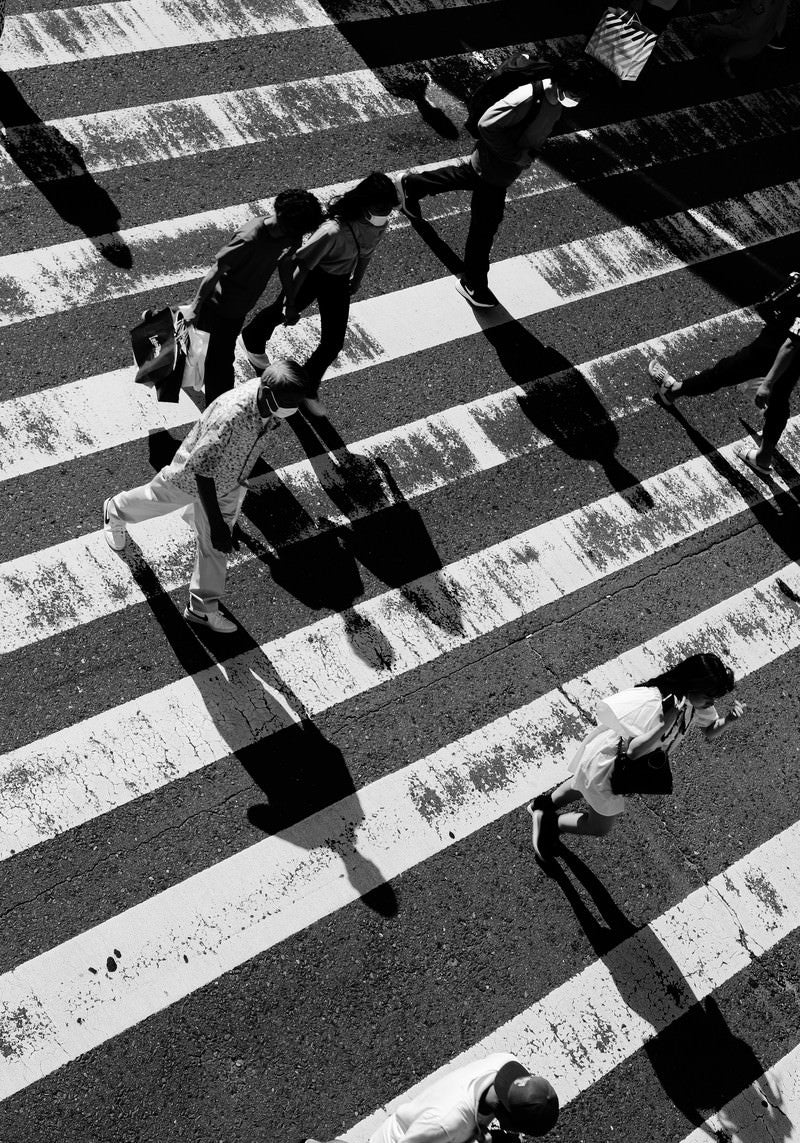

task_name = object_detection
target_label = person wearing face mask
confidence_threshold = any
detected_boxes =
[395,60,593,309]
[528,653,745,861]
[102,361,307,634]
[304,1055,559,1143]
[241,172,398,417]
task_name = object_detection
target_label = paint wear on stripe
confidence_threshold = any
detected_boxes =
[0,69,406,195]
[1,421,798,855]
[3,84,798,326]
[0,566,798,1100]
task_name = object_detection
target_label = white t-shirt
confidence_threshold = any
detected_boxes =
[370,1052,517,1143]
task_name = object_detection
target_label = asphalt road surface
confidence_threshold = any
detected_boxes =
[1,0,800,1141]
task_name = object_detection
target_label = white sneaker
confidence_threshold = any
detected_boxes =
[103,497,127,551]
[183,605,238,634]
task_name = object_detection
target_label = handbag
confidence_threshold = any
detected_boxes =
[585,7,658,81]
[610,741,673,795]
[754,271,800,328]
[130,306,187,403]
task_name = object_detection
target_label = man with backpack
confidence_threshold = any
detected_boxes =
[394,57,593,308]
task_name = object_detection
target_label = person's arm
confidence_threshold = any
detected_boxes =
[755,336,800,407]
[350,255,372,295]
[624,700,682,758]
[702,700,746,741]
[194,475,234,552]
[284,225,336,320]
[182,264,228,323]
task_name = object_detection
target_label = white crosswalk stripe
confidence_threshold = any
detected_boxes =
[1,0,799,1134]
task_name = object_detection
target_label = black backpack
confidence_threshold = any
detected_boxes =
[464,52,558,137]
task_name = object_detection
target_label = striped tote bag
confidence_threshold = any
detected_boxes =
[585,7,658,81]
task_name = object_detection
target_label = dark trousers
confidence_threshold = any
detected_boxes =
[199,321,239,405]
[681,325,800,444]
[243,268,351,392]
[404,158,508,290]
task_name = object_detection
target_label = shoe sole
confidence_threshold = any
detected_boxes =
[102,498,127,551]
[237,335,270,371]
[395,175,423,222]
[455,281,498,308]
[183,607,237,634]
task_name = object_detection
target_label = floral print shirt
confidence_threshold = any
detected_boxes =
[160,380,274,495]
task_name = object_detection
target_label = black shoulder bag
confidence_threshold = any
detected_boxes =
[609,694,676,795]
[754,271,800,328]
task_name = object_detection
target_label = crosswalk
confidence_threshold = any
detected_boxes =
[1,0,799,1139]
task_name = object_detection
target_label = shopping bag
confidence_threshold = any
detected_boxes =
[130,306,187,403]
[585,7,658,81]
[181,324,210,392]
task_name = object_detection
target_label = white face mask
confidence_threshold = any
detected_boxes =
[366,211,391,226]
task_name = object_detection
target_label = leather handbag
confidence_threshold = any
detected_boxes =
[130,306,187,403]
[754,271,800,328]
[585,7,658,81]
[610,740,673,795]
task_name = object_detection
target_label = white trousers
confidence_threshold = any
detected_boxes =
[110,471,246,613]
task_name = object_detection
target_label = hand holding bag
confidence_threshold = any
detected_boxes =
[181,322,211,392]
[585,7,658,81]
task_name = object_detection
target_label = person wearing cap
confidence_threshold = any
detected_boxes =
[305,1054,559,1143]
[180,189,323,406]
[102,361,306,634]
[394,61,591,309]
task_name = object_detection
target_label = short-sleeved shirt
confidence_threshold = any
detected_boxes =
[160,380,275,495]
[198,215,297,325]
[294,217,388,278]
[472,83,563,187]
[370,1052,516,1143]
[569,688,718,817]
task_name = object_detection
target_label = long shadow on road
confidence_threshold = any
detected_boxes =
[545,846,788,1139]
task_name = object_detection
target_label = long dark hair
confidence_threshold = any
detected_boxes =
[641,653,735,700]
[327,171,398,222]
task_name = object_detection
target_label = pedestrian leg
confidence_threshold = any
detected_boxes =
[756,364,800,468]
[462,181,507,290]
[402,158,479,211]
[678,327,786,397]
[241,291,287,355]
[201,324,239,405]
[111,472,194,524]
[186,486,246,615]
[302,271,351,394]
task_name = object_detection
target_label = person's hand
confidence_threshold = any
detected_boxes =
[282,305,300,326]
[727,700,746,722]
[180,304,197,326]
[754,380,773,409]
[210,521,234,553]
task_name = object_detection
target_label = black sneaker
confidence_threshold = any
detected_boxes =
[394,174,422,222]
[455,278,499,308]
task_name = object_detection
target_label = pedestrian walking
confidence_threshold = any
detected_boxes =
[180,189,323,404]
[305,1054,559,1143]
[648,289,800,481]
[394,60,592,309]
[693,0,789,74]
[241,171,398,418]
[102,361,307,635]
[528,653,744,861]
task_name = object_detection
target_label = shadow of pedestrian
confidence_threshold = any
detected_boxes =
[0,70,132,267]
[484,320,653,506]
[664,404,800,561]
[544,847,787,1137]
[243,415,466,643]
[119,540,397,916]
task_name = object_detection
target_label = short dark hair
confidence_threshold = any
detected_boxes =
[274,189,324,235]
[552,56,601,99]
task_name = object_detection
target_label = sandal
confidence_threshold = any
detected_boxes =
[648,357,681,406]
[737,446,773,481]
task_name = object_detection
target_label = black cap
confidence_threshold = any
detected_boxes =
[494,1061,559,1136]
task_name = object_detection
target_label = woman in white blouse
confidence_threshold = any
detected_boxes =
[528,653,745,861]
